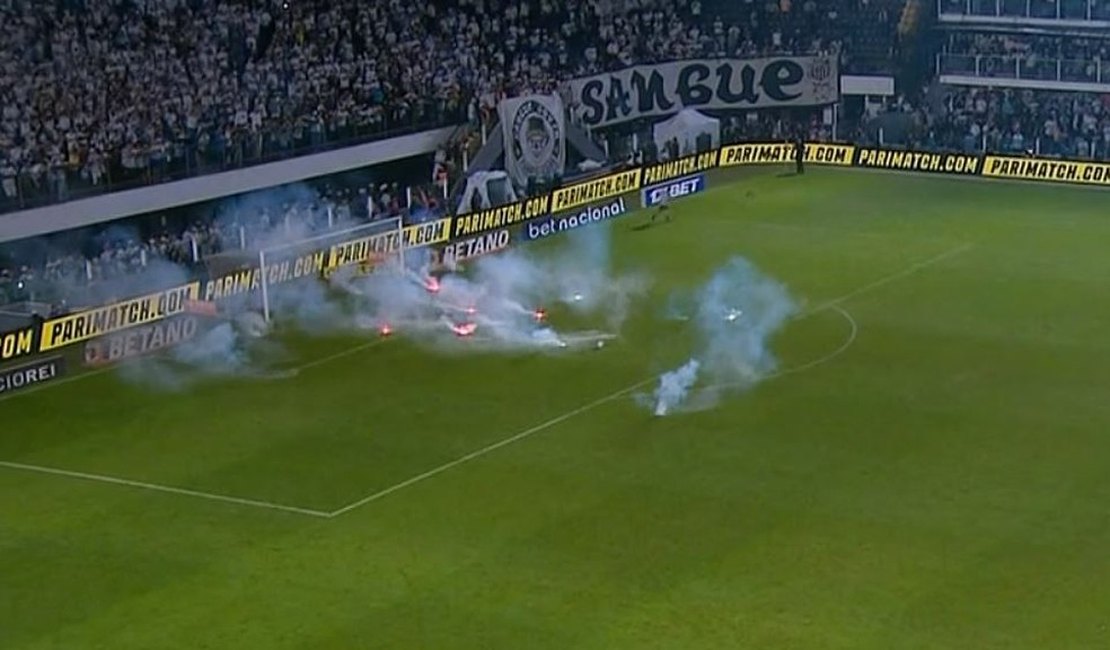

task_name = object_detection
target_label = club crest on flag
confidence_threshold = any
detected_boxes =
[500,94,567,189]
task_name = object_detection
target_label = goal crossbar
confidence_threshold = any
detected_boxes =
[257,217,405,322]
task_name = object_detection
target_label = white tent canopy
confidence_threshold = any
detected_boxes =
[652,109,721,159]
[455,170,519,214]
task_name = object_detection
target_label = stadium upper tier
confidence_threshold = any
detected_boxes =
[937,32,1110,85]
[939,0,1110,20]
[0,0,866,216]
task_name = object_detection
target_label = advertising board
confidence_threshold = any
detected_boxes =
[641,174,707,207]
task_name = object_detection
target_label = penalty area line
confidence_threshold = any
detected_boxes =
[0,459,332,519]
[326,377,657,518]
[289,337,389,373]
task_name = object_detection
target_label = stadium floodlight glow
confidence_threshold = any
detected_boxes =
[256,217,405,322]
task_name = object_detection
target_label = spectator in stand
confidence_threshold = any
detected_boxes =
[924,87,1110,160]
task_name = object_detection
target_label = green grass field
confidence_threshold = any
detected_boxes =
[3,167,1110,649]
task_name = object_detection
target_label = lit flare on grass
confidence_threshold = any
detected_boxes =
[451,322,478,337]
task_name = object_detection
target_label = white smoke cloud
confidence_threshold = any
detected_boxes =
[648,257,797,416]
[653,359,700,416]
[340,225,648,354]
[89,194,649,389]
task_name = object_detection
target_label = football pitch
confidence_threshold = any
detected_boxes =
[3,167,1110,649]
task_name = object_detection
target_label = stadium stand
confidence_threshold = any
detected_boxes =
[0,0,470,213]
[1,0,877,303]
[930,2,1110,160]
[0,0,875,215]
[32,0,1108,307]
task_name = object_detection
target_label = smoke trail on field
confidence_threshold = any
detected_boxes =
[113,314,296,391]
[77,178,649,386]
[652,359,700,416]
[104,183,335,388]
[343,221,648,353]
[646,257,797,416]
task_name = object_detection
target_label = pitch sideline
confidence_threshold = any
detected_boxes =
[0,459,332,518]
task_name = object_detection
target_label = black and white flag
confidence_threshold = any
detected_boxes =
[499,94,567,188]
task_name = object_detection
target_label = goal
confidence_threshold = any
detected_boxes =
[256,217,405,322]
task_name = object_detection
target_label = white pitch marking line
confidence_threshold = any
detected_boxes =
[778,305,859,377]
[328,244,973,517]
[805,242,973,315]
[0,338,392,513]
[0,459,331,519]
[326,377,657,518]
[291,337,388,373]
[696,305,858,400]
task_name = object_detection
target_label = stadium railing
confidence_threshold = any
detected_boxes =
[937,52,1109,84]
[938,0,1110,20]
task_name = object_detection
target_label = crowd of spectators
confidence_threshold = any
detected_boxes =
[912,87,1110,159]
[945,32,1110,62]
[0,0,474,213]
[0,0,861,213]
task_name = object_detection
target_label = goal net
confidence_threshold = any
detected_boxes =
[255,217,406,322]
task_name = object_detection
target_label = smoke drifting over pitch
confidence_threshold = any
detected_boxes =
[112,197,647,389]
[343,223,647,353]
[648,257,797,416]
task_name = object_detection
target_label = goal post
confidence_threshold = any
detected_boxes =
[256,217,406,322]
